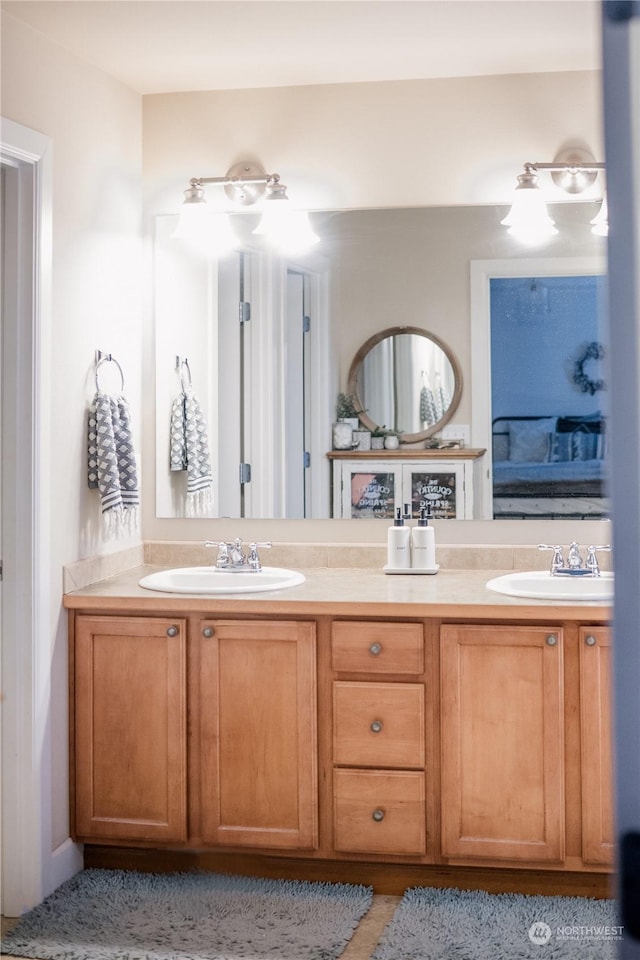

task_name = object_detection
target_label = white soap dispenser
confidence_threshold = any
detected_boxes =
[386,507,411,570]
[411,507,437,571]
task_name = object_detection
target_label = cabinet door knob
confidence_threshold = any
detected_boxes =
[166,626,179,638]
[585,634,597,646]
[369,642,383,656]
[202,627,214,638]
[372,809,385,822]
[546,634,558,646]
[370,720,383,734]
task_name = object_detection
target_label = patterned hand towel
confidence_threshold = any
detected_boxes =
[170,391,213,516]
[88,392,139,537]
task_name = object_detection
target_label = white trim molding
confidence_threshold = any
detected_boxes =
[1,117,80,916]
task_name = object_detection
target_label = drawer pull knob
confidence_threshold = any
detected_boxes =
[585,634,597,646]
[546,634,558,646]
[370,720,383,734]
[202,627,214,638]
[166,626,179,638]
[372,809,385,822]
[369,642,383,656]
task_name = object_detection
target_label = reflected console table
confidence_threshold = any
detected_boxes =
[327,449,486,520]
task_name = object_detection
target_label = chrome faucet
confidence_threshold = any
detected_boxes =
[205,538,272,572]
[538,542,611,577]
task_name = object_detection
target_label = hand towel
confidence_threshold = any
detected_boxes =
[88,392,139,537]
[170,391,213,516]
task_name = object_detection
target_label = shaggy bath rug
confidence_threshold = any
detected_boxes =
[371,886,621,959]
[1,868,373,960]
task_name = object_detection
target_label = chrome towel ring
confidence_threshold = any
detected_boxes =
[176,356,192,393]
[95,350,125,393]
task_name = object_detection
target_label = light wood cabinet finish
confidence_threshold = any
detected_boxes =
[331,621,424,674]
[440,624,565,863]
[68,603,613,885]
[580,627,615,865]
[333,769,426,855]
[74,615,187,842]
[333,681,425,768]
[199,619,318,850]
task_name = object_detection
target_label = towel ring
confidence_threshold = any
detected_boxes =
[176,356,192,393]
[95,352,125,392]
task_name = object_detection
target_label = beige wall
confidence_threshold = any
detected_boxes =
[1,12,143,855]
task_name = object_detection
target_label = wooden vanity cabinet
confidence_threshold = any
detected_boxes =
[331,620,428,858]
[73,615,187,843]
[69,605,613,883]
[440,623,565,863]
[198,619,318,850]
[579,626,615,866]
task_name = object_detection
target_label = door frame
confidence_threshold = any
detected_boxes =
[0,117,70,915]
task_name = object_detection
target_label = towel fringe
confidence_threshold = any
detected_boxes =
[186,486,213,518]
[102,505,139,539]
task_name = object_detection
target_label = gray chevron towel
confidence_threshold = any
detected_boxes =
[88,392,139,537]
[170,391,213,516]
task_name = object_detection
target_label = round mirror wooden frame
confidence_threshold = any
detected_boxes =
[347,325,463,443]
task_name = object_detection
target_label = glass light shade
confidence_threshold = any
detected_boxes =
[501,189,558,244]
[590,194,609,237]
[171,202,239,257]
[253,193,320,255]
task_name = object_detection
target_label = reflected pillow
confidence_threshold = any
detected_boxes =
[508,418,557,463]
[551,424,605,462]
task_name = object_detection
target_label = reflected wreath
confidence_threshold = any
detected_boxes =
[573,341,606,395]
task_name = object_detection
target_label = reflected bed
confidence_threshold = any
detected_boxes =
[492,415,609,519]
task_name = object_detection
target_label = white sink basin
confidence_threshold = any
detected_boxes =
[139,566,305,595]
[486,570,614,602]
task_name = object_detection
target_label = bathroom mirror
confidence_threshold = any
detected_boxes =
[155,203,606,520]
[347,326,462,442]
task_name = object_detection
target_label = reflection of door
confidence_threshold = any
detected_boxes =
[285,270,311,518]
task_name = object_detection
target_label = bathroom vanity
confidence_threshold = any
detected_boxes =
[64,567,613,895]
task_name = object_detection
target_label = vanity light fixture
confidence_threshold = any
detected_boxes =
[502,147,607,244]
[174,160,319,256]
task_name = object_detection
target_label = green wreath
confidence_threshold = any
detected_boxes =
[573,341,606,395]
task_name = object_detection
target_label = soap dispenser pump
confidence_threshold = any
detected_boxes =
[411,507,437,570]
[387,507,411,569]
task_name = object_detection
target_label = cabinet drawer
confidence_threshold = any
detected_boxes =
[331,621,424,674]
[333,769,426,855]
[333,681,425,768]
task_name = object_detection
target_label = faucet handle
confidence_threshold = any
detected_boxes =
[204,540,230,568]
[538,544,565,573]
[247,541,272,571]
[586,544,612,575]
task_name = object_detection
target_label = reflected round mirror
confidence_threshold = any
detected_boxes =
[347,326,462,442]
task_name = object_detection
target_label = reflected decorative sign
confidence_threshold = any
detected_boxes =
[350,472,395,519]
[411,472,457,519]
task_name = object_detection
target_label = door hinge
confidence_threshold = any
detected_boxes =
[303,451,311,469]
[239,462,252,484]
[0,560,3,581]
[303,314,311,333]
[239,301,251,324]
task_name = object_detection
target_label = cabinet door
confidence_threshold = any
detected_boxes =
[74,615,187,843]
[200,619,318,849]
[440,624,565,863]
[402,461,469,519]
[580,627,615,865]
[337,461,401,519]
